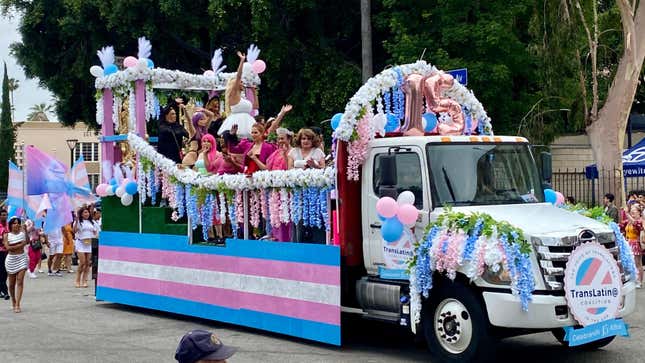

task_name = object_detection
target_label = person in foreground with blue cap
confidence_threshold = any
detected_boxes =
[175,330,237,363]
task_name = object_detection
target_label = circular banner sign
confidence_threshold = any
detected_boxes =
[564,242,622,327]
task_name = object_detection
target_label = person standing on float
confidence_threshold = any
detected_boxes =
[217,51,258,139]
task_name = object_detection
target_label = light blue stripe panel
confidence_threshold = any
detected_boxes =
[100,135,128,142]
[99,231,340,266]
[97,286,341,345]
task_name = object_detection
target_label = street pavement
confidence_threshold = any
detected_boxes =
[0,273,644,363]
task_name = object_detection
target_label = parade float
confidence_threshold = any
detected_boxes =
[94,37,636,361]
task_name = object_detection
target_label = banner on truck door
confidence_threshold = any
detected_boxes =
[382,228,415,270]
[564,242,623,327]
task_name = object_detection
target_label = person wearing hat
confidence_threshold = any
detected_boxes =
[175,330,237,363]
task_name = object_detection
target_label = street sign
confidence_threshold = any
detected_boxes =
[447,68,468,86]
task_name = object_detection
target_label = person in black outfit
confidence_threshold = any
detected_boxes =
[0,208,10,300]
[205,95,225,138]
[157,104,189,164]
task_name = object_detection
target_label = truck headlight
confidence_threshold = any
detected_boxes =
[482,266,512,285]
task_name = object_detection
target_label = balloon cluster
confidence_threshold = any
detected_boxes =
[95,178,138,206]
[376,191,419,242]
[544,188,565,206]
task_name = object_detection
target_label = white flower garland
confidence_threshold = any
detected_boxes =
[333,61,493,141]
[96,94,104,125]
[145,85,156,121]
[127,133,335,191]
[279,188,290,224]
[95,66,261,91]
[128,86,136,131]
[112,95,121,129]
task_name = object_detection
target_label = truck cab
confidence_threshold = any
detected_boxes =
[348,135,636,361]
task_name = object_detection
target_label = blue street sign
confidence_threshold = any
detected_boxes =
[447,68,468,86]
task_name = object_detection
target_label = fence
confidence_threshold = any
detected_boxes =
[552,168,645,207]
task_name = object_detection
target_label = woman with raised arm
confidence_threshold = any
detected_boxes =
[3,217,29,312]
[217,51,258,139]
[181,106,215,167]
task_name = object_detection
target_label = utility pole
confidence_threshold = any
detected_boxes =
[360,0,373,83]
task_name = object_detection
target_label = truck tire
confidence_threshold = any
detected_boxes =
[551,328,616,350]
[422,281,497,362]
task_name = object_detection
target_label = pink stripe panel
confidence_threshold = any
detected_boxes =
[98,273,340,325]
[580,259,601,285]
[100,246,339,286]
[601,271,612,285]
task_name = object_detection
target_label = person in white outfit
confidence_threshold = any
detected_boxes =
[46,227,64,277]
[217,51,258,139]
[73,207,98,288]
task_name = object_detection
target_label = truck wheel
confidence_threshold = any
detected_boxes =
[422,281,496,362]
[551,328,615,350]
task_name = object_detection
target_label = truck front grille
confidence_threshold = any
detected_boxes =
[535,232,626,290]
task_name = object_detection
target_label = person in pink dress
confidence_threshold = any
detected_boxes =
[266,128,294,242]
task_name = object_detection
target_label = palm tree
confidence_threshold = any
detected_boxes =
[27,103,53,121]
[7,78,18,122]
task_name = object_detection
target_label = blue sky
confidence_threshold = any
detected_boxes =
[1,13,55,122]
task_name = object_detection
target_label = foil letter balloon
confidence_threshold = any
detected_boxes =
[401,74,425,133]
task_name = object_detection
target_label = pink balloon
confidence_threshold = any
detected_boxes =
[96,184,108,197]
[397,204,419,226]
[203,70,215,77]
[555,191,565,206]
[124,56,138,68]
[376,197,398,218]
[252,59,266,74]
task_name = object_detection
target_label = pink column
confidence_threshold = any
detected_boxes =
[101,88,115,183]
[135,79,146,136]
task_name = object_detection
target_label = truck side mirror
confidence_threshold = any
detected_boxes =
[378,154,398,198]
[540,151,552,182]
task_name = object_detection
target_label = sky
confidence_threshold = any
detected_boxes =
[0,13,55,122]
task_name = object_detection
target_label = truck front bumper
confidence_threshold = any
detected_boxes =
[482,281,636,329]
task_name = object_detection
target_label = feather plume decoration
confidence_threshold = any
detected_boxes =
[211,48,226,74]
[246,44,260,64]
[97,46,115,68]
[138,37,152,59]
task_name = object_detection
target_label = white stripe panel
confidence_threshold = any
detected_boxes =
[99,259,340,306]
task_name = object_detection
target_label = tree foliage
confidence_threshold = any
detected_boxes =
[1,0,643,147]
[0,62,16,193]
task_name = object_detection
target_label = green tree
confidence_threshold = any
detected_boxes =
[7,77,18,122]
[0,62,16,193]
[27,102,53,121]
[1,0,369,133]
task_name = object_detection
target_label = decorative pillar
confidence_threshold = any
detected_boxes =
[135,80,146,137]
[101,88,115,183]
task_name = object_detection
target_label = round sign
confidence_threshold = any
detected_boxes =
[382,228,415,269]
[563,242,622,327]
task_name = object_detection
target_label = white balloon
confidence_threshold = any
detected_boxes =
[373,113,387,136]
[90,65,104,78]
[105,186,115,196]
[397,191,415,206]
[137,58,149,69]
[116,186,125,198]
[121,193,133,206]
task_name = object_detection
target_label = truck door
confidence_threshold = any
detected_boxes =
[362,146,429,276]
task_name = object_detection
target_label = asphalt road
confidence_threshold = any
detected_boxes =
[0,273,643,362]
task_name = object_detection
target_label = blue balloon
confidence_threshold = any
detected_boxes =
[385,113,399,132]
[147,59,154,68]
[423,112,438,132]
[377,213,387,221]
[381,217,404,243]
[544,188,557,205]
[125,181,138,195]
[331,113,343,130]
[103,64,118,75]
[110,178,118,186]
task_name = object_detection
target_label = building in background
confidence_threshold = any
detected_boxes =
[14,120,101,191]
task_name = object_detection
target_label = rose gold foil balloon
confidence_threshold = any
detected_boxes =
[402,74,424,133]
[434,99,465,135]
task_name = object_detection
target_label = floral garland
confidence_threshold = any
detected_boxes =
[347,109,372,181]
[279,189,290,224]
[95,66,261,91]
[176,184,185,218]
[145,84,156,121]
[269,189,281,228]
[218,192,227,224]
[320,188,330,232]
[129,133,335,191]
[409,209,534,324]
[128,86,136,131]
[250,190,261,229]
[235,191,244,225]
[96,93,104,125]
[112,95,120,129]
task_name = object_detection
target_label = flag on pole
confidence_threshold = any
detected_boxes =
[43,193,73,234]
[69,156,97,208]
[25,145,68,195]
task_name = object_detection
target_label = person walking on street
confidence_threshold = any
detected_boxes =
[46,227,64,277]
[0,209,10,300]
[3,217,29,312]
[61,221,75,273]
[74,207,98,288]
[604,193,620,224]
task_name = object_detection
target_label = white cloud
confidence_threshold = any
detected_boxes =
[0,13,56,122]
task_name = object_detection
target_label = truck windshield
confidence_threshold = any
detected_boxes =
[426,143,544,206]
